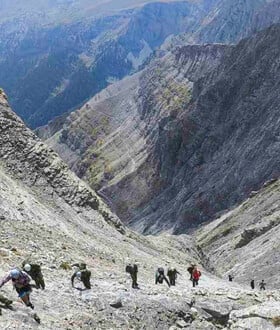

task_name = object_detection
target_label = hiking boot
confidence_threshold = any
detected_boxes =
[33,313,41,323]
[27,303,34,309]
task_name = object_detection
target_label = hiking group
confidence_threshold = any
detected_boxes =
[0,262,45,312]
[126,263,200,289]
[0,260,267,319]
[228,275,266,290]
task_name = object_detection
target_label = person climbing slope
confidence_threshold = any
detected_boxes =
[155,268,170,287]
[126,263,139,289]
[187,264,195,280]
[250,279,255,289]
[0,269,34,309]
[22,262,45,290]
[71,263,91,289]
[167,267,180,286]
[192,266,201,287]
[228,275,234,282]
[259,280,266,290]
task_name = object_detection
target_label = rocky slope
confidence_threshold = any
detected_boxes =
[44,23,280,236]
[1,90,280,330]
[43,42,229,219]
[196,178,280,289]
[0,0,215,128]
[183,0,280,44]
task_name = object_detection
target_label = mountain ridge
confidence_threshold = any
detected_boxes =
[44,24,280,235]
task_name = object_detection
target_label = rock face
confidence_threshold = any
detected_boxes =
[0,1,214,128]
[186,0,280,44]
[0,90,124,233]
[130,23,280,234]
[196,178,280,289]
[2,91,280,329]
[46,24,280,235]
[44,43,229,229]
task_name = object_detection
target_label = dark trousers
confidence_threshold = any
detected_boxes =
[131,273,138,288]
[82,279,91,289]
[192,279,199,287]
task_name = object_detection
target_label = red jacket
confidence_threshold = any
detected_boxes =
[192,270,201,280]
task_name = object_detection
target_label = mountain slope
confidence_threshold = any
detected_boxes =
[196,178,280,288]
[129,23,280,234]
[1,91,280,330]
[2,0,280,128]
[187,0,280,44]
[45,24,280,235]
[0,0,193,24]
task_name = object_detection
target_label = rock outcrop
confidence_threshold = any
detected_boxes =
[0,92,124,233]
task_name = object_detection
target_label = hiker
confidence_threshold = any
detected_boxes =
[22,262,45,290]
[250,280,255,289]
[155,268,170,287]
[187,264,195,280]
[125,263,139,289]
[0,269,34,309]
[192,266,201,287]
[259,280,266,290]
[71,263,91,289]
[167,267,180,286]
[228,275,234,282]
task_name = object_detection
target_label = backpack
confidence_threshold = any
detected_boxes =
[158,267,164,275]
[193,270,201,280]
[12,270,30,286]
[126,264,133,274]
[187,266,194,274]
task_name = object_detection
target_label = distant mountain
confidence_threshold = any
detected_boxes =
[0,0,192,24]
[0,1,216,128]
[45,24,280,234]
[182,0,280,43]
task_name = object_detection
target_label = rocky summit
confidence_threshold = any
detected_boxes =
[1,83,280,329]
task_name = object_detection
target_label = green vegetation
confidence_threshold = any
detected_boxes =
[161,82,192,114]
[59,261,71,270]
